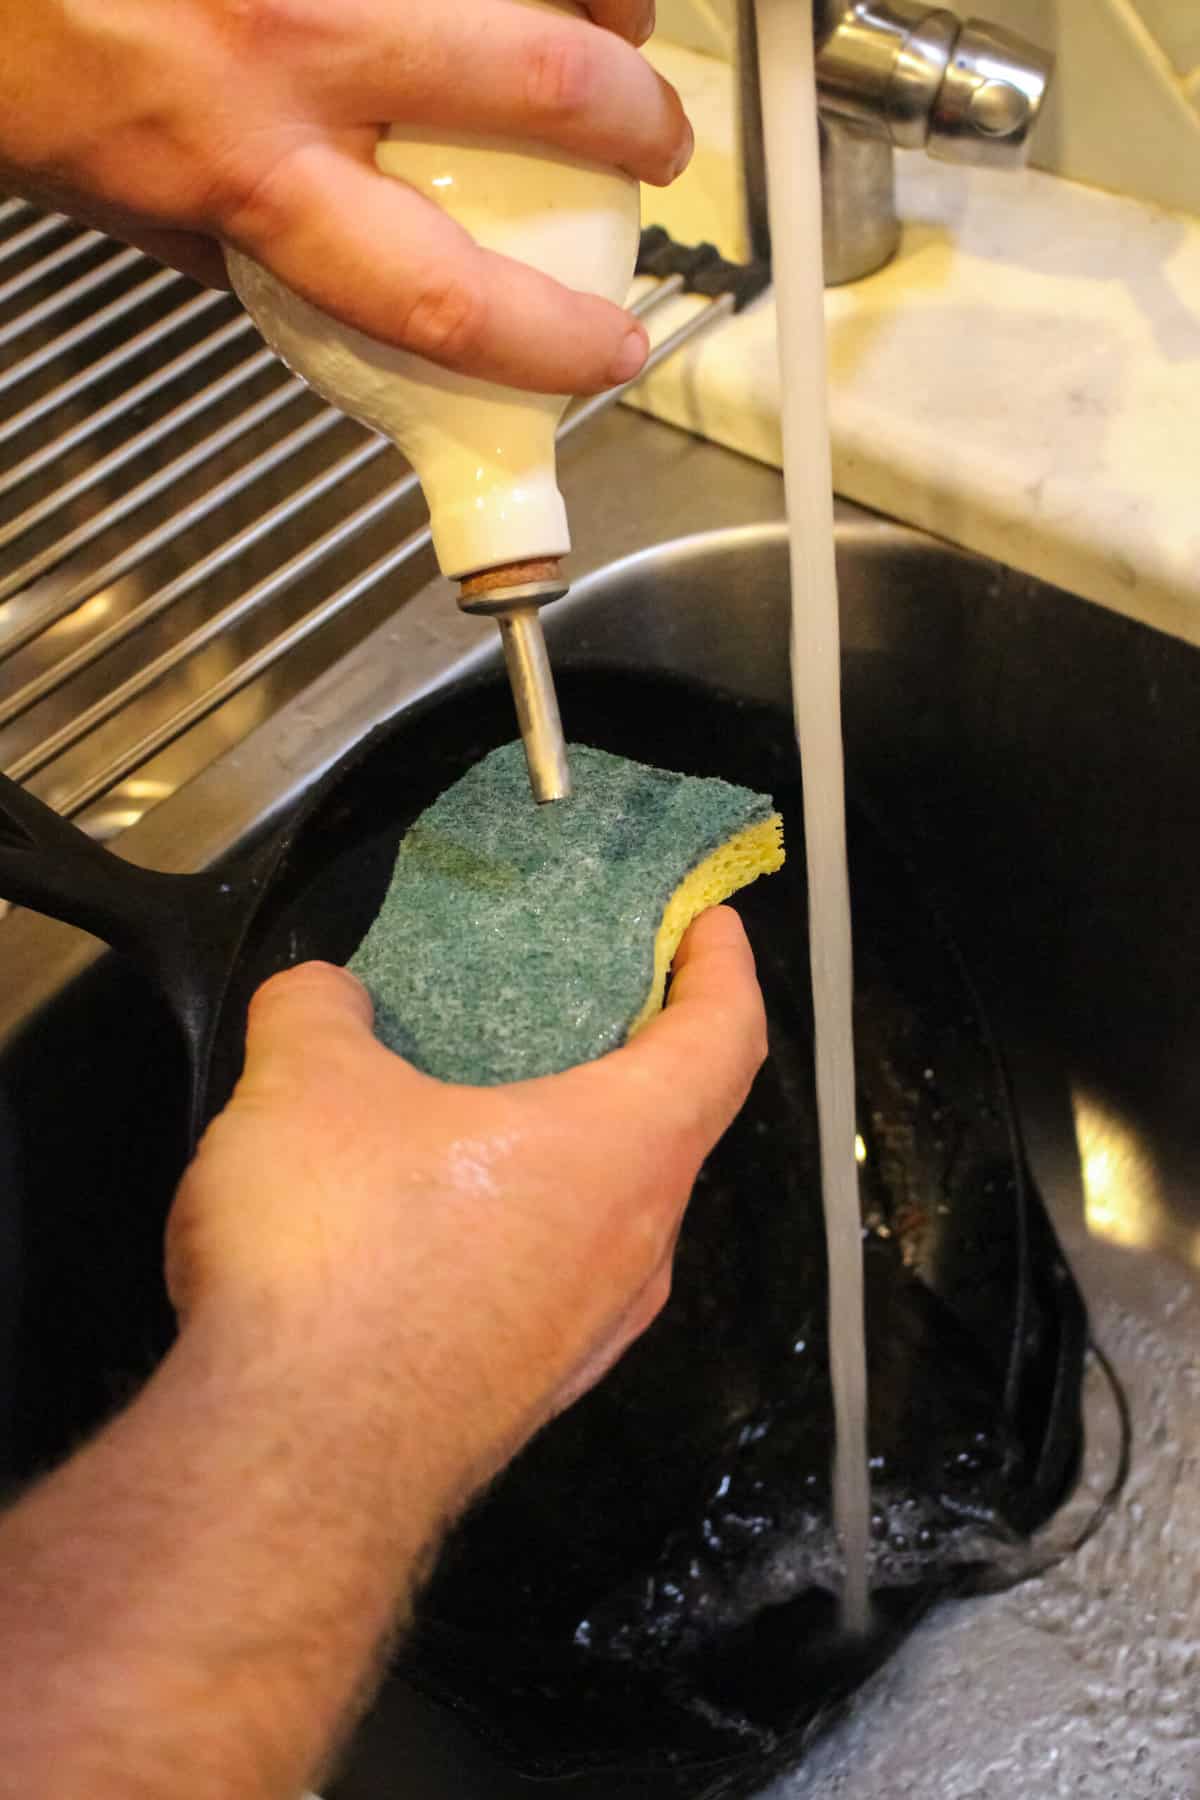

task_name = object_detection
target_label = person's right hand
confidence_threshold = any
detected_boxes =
[0,0,690,392]
[166,906,766,1506]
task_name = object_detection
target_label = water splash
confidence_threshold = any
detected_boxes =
[767,1240,1200,1797]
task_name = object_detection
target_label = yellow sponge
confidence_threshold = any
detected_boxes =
[629,816,785,1037]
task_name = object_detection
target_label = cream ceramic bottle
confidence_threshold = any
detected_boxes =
[225,0,641,584]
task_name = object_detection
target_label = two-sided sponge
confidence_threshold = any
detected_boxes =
[347,741,784,1085]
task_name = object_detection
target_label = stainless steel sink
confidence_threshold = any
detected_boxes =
[2,407,1199,1797]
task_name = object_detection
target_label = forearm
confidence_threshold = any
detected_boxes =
[0,916,766,1795]
[0,1306,465,1800]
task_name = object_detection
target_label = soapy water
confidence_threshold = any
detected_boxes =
[767,1239,1200,1799]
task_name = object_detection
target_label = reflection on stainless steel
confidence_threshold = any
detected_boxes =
[12,457,423,785]
[0,312,255,504]
[0,264,179,398]
[52,521,433,818]
[0,228,108,309]
[0,289,229,451]
[0,377,311,618]
[1073,1083,1199,1268]
[0,405,344,658]
[815,3,1050,166]
[75,776,175,844]
[0,436,387,731]
[0,243,144,351]
[0,344,277,551]
[0,210,68,269]
[738,0,1053,283]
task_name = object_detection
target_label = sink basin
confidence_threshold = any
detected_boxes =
[1,412,1198,1796]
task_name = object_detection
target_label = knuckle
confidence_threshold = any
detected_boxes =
[163,1193,205,1319]
[247,968,292,1017]
[67,128,188,228]
[618,1189,685,1282]
[249,960,337,1018]
[645,81,691,186]
[656,1079,712,1151]
[272,960,361,1000]
[524,29,597,122]
[399,270,487,365]
[207,142,303,242]
[746,1003,770,1072]
[218,0,343,70]
[620,1067,707,1167]
[220,0,304,47]
[647,1265,672,1319]
[591,1,656,46]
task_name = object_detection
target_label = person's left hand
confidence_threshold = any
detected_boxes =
[167,905,767,1503]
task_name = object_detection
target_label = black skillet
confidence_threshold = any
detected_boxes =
[0,776,278,1147]
[0,666,1091,1793]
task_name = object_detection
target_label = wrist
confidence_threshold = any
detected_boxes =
[0,1291,466,1799]
[169,1295,478,1555]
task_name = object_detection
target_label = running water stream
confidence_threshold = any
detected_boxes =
[754,0,871,1632]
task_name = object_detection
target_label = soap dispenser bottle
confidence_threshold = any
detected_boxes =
[226,0,642,802]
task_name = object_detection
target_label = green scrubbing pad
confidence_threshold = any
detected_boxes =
[347,740,785,1085]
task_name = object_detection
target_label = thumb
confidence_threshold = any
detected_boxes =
[581,906,768,1156]
[240,961,378,1094]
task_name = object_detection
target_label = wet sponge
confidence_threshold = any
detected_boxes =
[347,741,785,1085]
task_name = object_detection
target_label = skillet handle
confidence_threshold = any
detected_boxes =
[0,772,182,957]
[0,774,268,1147]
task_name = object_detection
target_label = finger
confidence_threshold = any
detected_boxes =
[605,906,768,1144]
[317,0,688,186]
[584,0,657,47]
[223,140,649,392]
[242,961,377,1087]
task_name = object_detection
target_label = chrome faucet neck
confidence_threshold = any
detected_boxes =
[739,0,1054,286]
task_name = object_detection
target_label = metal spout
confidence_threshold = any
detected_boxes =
[458,561,572,804]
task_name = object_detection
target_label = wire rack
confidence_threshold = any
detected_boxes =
[0,198,731,843]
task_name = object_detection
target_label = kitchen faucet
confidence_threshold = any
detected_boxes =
[737,0,1054,284]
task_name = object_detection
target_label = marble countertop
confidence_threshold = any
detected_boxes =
[625,42,1200,649]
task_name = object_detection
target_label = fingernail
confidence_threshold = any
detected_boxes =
[636,4,655,45]
[672,118,695,180]
[610,324,649,385]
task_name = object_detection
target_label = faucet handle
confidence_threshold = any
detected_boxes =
[816,3,1053,169]
[742,0,1056,284]
[928,19,1053,169]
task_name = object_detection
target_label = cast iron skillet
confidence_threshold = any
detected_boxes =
[0,668,1090,1794]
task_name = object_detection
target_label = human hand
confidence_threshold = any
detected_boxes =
[0,0,688,392]
[167,905,766,1503]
